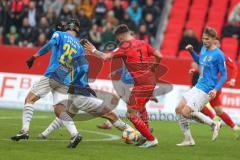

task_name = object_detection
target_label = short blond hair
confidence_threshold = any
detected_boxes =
[203,27,217,38]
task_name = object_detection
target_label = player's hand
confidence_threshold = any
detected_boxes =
[26,56,36,69]
[108,71,117,78]
[189,69,196,74]
[79,39,89,46]
[227,78,236,87]
[208,89,217,99]
[185,45,193,52]
[84,41,96,53]
[150,63,159,72]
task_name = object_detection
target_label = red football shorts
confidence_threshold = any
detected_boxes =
[127,85,155,110]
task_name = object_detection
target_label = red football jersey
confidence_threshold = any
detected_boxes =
[225,56,238,80]
[112,39,157,86]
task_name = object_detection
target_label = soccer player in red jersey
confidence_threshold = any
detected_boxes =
[84,24,163,148]
[200,38,240,138]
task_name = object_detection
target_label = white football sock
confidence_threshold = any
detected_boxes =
[178,115,193,139]
[233,125,240,131]
[112,119,134,131]
[105,120,113,127]
[191,111,214,126]
[41,117,63,137]
[59,112,78,137]
[22,103,34,132]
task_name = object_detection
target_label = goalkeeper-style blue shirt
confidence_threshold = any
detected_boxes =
[37,31,84,84]
[191,46,227,93]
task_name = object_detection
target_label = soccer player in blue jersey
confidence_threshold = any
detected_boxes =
[11,19,133,148]
[36,55,137,140]
[11,19,84,147]
[175,27,227,146]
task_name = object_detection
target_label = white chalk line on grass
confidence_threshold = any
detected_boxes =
[0,116,120,142]
[0,116,50,120]
[0,129,120,142]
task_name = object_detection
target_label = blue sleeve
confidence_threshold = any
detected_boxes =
[215,53,227,91]
[37,32,60,56]
[191,50,199,64]
[116,67,124,74]
[71,64,88,85]
[37,39,57,55]
[136,8,142,23]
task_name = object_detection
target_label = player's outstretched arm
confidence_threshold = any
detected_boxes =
[26,39,57,68]
[84,41,113,60]
[153,50,163,63]
[185,44,199,63]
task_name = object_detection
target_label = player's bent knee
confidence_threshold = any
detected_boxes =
[53,104,66,118]
[175,100,186,114]
[214,107,223,116]
[101,112,118,123]
[182,106,192,119]
[175,107,182,115]
[25,92,40,104]
[126,108,138,119]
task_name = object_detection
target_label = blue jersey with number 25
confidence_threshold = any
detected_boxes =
[38,31,84,84]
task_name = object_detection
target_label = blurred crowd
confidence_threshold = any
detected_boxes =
[223,2,240,38]
[0,0,165,49]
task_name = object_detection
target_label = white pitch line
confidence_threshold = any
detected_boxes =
[0,129,120,142]
[0,116,50,120]
[0,116,120,142]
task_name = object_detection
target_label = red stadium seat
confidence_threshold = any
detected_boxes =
[166,19,185,33]
[212,0,229,8]
[186,20,205,39]
[92,0,97,6]
[161,35,180,57]
[228,0,240,16]
[221,37,239,60]
[192,0,209,5]
[188,9,207,20]
[170,8,188,20]
[121,1,129,9]
[173,0,191,8]
[105,0,114,10]
[178,50,192,59]
[162,0,234,59]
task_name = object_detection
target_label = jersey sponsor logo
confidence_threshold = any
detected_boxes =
[52,32,59,38]
[207,56,212,62]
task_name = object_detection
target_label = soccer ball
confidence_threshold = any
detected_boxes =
[122,128,138,144]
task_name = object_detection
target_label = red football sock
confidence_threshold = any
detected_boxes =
[219,112,236,128]
[139,107,149,128]
[201,107,215,119]
[129,114,154,141]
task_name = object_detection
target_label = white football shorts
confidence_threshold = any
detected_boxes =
[183,87,210,111]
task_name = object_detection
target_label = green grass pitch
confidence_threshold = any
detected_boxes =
[0,108,239,160]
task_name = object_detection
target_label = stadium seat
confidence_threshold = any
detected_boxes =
[188,9,207,20]
[185,20,205,39]
[221,37,239,60]
[121,1,129,9]
[161,35,180,57]
[192,0,209,6]
[178,50,192,59]
[228,0,239,16]
[105,0,114,10]
[212,0,229,8]
[173,0,191,8]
